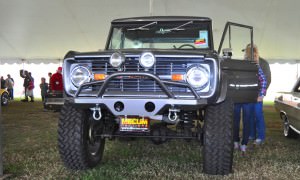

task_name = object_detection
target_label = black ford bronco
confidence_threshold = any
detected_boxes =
[58,16,259,175]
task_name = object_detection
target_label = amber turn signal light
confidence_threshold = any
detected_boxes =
[94,74,106,80]
[171,74,184,81]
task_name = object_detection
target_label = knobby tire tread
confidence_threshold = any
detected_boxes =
[203,100,234,175]
[58,102,103,170]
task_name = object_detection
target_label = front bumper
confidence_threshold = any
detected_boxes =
[69,72,211,116]
[71,97,207,116]
[45,92,64,110]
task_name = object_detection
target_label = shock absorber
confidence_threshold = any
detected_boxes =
[181,111,196,138]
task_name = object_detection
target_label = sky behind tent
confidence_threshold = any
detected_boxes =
[0,0,299,60]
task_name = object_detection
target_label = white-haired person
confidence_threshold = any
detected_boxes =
[244,44,270,145]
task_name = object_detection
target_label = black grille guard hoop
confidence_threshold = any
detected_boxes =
[75,72,200,99]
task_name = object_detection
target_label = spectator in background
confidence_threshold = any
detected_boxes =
[27,72,35,102]
[0,76,6,89]
[48,72,52,90]
[40,77,48,108]
[48,72,52,79]
[244,44,269,145]
[244,44,271,89]
[20,70,29,101]
[20,71,35,102]
[5,74,14,100]
[50,67,63,92]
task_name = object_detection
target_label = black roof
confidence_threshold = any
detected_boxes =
[112,16,211,24]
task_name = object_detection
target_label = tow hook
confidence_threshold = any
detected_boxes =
[168,108,180,122]
[91,105,102,121]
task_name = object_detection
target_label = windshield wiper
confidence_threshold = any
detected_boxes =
[128,21,157,31]
[156,21,194,34]
[165,21,193,31]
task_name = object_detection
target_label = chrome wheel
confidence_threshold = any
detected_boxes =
[281,113,298,138]
[283,118,289,137]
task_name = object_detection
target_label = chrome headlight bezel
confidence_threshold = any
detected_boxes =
[110,52,125,68]
[186,65,210,90]
[70,66,91,87]
[139,52,156,69]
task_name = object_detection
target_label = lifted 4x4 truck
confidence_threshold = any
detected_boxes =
[58,16,259,175]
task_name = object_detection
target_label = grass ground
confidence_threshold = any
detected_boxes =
[1,101,300,179]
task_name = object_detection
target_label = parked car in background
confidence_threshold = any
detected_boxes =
[44,91,64,111]
[0,89,9,106]
[274,77,300,138]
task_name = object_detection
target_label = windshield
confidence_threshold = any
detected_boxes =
[108,21,211,50]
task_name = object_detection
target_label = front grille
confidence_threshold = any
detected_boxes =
[91,56,204,93]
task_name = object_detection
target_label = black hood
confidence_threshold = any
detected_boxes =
[70,49,216,59]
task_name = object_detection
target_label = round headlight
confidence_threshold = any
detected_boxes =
[139,52,155,69]
[186,66,209,89]
[110,52,125,68]
[70,66,91,87]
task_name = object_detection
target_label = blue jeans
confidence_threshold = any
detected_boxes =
[254,102,266,140]
[249,103,256,139]
[7,88,13,100]
[233,103,251,145]
[249,102,266,140]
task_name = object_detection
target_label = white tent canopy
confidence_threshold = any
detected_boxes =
[0,0,299,60]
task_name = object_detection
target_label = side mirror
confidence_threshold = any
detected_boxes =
[222,48,232,59]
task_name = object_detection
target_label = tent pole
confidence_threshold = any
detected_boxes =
[149,0,153,16]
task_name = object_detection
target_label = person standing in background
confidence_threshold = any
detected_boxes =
[27,72,35,102]
[20,70,29,101]
[253,58,267,144]
[50,67,63,92]
[244,44,270,145]
[21,71,34,102]
[48,72,52,91]
[0,77,5,90]
[40,77,48,108]
[5,74,14,100]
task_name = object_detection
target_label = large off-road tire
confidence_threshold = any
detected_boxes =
[58,102,105,170]
[1,92,9,106]
[282,114,299,138]
[203,100,234,175]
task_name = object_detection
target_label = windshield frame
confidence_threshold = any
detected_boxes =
[105,20,214,51]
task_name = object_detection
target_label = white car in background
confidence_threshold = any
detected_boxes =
[275,77,300,138]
